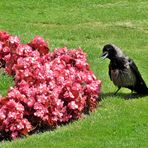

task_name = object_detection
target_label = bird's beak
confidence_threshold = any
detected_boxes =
[100,52,108,59]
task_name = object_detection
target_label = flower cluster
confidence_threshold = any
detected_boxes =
[0,96,32,139]
[0,31,101,140]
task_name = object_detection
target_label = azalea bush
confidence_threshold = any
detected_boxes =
[0,31,101,140]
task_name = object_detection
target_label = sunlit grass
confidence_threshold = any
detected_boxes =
[0,0,148,147]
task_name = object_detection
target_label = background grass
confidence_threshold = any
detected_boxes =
[0,0,148,147]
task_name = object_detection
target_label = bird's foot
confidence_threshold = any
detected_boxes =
[114,87,121,95]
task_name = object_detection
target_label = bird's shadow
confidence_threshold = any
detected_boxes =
[100,92,146,100]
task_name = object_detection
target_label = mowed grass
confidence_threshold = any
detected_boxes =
[0,0,148,147]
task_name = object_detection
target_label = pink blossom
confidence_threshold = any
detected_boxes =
[6,36,20,53]
[0,31,101,140]
[0,31,10,42]
[68,101,78,110]
[28,36,49,55]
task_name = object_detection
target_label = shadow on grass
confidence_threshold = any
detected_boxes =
[100,92,147,100]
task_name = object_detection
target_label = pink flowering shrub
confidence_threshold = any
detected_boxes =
[0,31,101,140]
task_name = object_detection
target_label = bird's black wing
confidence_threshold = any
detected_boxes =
[109,63,112,81]
[129,59,145,83]
[128,58,148,94]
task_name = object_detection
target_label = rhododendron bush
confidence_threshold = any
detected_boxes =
[0,31,101,140]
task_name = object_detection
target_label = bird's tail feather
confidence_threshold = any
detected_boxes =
[134,83,148,95]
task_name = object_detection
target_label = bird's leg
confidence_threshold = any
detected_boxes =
[114,87,121,95]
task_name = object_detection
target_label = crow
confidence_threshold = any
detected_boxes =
[101,43,148,95]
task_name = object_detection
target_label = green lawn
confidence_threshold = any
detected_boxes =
[0,0,148,147]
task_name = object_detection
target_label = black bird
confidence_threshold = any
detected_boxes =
[101,44,148,95]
